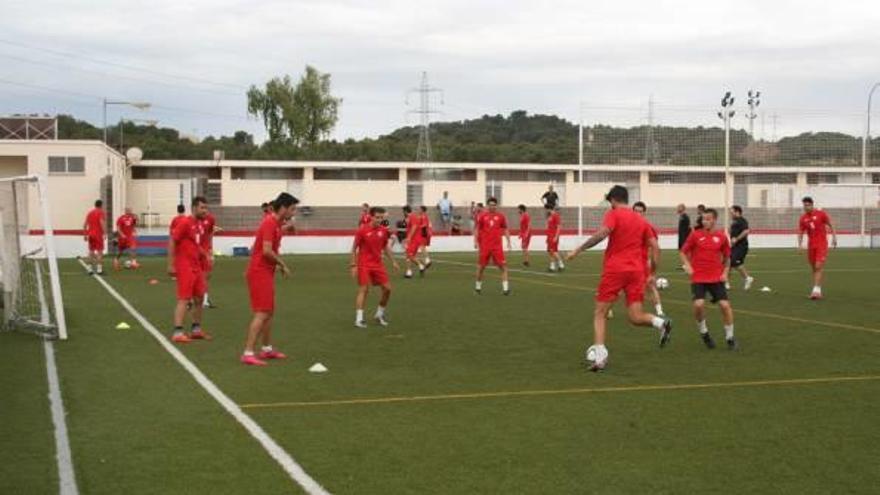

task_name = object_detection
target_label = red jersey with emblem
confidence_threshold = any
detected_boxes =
[406,212,422,239]
[601,207,654,273]
[355,224,390,267]
[172,216,204,270]
[85,208,105,236]
[477,211,508,248]
[519,212,531,236]
[799,210,831,248]
[116,213,137,238]
[199,213,216,250]
[359,212,372,227]
[249,214,282,274]
[681,229,731,283]
[547,211,561,236]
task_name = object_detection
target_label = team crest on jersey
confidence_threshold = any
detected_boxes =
[713,237,720,243]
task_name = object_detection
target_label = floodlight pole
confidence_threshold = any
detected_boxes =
[578,110,584,237]
[859,82,880,247]
[102,99,151,144]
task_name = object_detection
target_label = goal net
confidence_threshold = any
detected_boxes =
[0,176,67,339]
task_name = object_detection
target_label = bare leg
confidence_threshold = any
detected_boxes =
[693,299,706,324]
[592,301,613,345]
[190,295,204,325]
[244,312,269,353]
[173,299,189,328]
[626,301,659,327]
[719,300,734,326]
[260,314,273,347]
[379,284,391,307]
[355,285,369,310]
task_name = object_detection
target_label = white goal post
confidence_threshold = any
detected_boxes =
[0,175,67,339]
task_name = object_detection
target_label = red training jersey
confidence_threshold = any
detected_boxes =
[601,207,654,273]
[681,229,731,283]
[406,212,422,239]
[799,210,831,248]
[641,222,659,271]
[116,213,137,239]
[199,213,216,250]
[547,211,561,237]
[359,212,372,227]
[248,214,282,274]
[355,224,390,267]
[85,208,105,236]
[519,212,531,237]
[172,216,204,270]
[477,211,508,248]
[169,214,186,235]
[419,213,432,237]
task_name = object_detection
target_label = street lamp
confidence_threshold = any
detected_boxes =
[118,118,159,152]
[746,90,761,139]
[718,92,736,227]
[102,99,151,143]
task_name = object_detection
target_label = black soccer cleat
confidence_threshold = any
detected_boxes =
[475,288,482,295]
[659,318,673,348]
[522,261,530,267]
[701,332,716,349]
[503,289,511,296]
[423,260,433,271]
[726,337,738,351]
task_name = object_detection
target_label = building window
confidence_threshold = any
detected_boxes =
[733,173,797,184]
[807,173,839,185]
[648,172,724,184]
[407,168,477,181]
[231,167,304,180]
[314,168,399,181]
[485,170,567,183]
[48,156,85,175]
[579,171,640,183]
[130,166,220,179]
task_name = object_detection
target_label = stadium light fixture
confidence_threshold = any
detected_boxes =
[102,99,152,144]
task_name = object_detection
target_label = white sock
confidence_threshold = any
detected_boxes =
[558,259,565,269]
[262,345,273,352]
[502,280,509,291]
[698,320,708,334]
[356,309,364,321]
[425,256,431,264]
[655,304,664,315]
[405,269,413,276]
[475,280,482,290]
[550,262,557,270]
[418,262,425,270]
[812,285,822,294]
[651,316,666,330]
[724,324,734,340]
[376,306,386,317]
[243,350,255,356]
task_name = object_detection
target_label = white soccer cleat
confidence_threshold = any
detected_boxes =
[724,281,731,290]
[374,315,389,327]
[585,345,609,372]
[744,276,754,291]
[354,320,368,329]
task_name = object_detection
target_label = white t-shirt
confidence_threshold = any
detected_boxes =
[438,198,452,215]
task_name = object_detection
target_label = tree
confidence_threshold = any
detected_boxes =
[246,66,341,146]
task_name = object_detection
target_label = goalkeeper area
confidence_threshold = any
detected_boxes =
[2,248,879,494]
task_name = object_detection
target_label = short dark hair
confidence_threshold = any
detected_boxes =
[605,185,629,204]
[732,205,743,214]
[369,206,386,216]
[260,202,269,209]
[697,204,706,211]
[486,197,498,205]
[192,196,207,207]
[802,196,814,205]
[517,204,526,212]
[403,205,412,214]
[419,205,427,212]
[633,201,647,211]
[477,202,484,208]
[176,204,185,214]
[704,208,719,219]
[94,199,103,208]
[273,192,299,211]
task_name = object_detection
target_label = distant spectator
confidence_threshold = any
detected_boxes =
[437,191,453,231]
[470,202,484,233]
[695,204,706,230]
[677,204,691,250]
[541,184,559,210]
[451,214,463,235]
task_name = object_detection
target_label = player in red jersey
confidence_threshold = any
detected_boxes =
[167,197,210,344]
[517,204,532,267]
[797,196,837,299]
[680,208,737,350]
[418,205,434,265]
[198,208,223,308]
[403,205,430,278]
[358,203,372,227]
[565,186,672,371]
[633,202,664,316]
[83,199,106,275]
[241,192,298,366]
[114,207,139,270]
[351,207,400,328]
[474,197,512,295]
[546,206,565,272]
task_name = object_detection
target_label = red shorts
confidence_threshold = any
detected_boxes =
[520,235,531,249]
[596,270,646,304]
[406,236,424,257]
[176,266,206,300]
[479,245,506,267]
[88,235,104,252]
[117,237,136,251]
[201,256,213,273]
[247,269,275,313]
[358,264,389,286]
[546,235,559,254]
[808,245,828,265]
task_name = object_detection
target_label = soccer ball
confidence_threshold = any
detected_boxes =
[655,277,670,290]
[585,345,609,368]
[123,260,133,269]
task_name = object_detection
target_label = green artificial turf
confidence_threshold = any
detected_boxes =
[3,248,879,493]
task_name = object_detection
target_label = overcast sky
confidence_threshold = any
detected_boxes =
[1,0,879,142]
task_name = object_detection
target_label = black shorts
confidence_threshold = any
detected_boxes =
[691,282,728,303]
[730,245,748,267]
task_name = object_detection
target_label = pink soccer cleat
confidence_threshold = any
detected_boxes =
[189,329,213,340]
[240,354,267,366]
[258,349,287,360]
[171,333,192,344]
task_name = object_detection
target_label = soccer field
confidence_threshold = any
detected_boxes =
[3,248,880,494]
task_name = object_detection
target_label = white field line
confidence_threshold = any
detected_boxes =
[77,260,330,495]
[44,339,78,495]
[433,258,563,278]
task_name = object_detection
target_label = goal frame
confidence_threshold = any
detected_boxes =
[0,175,67,340]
